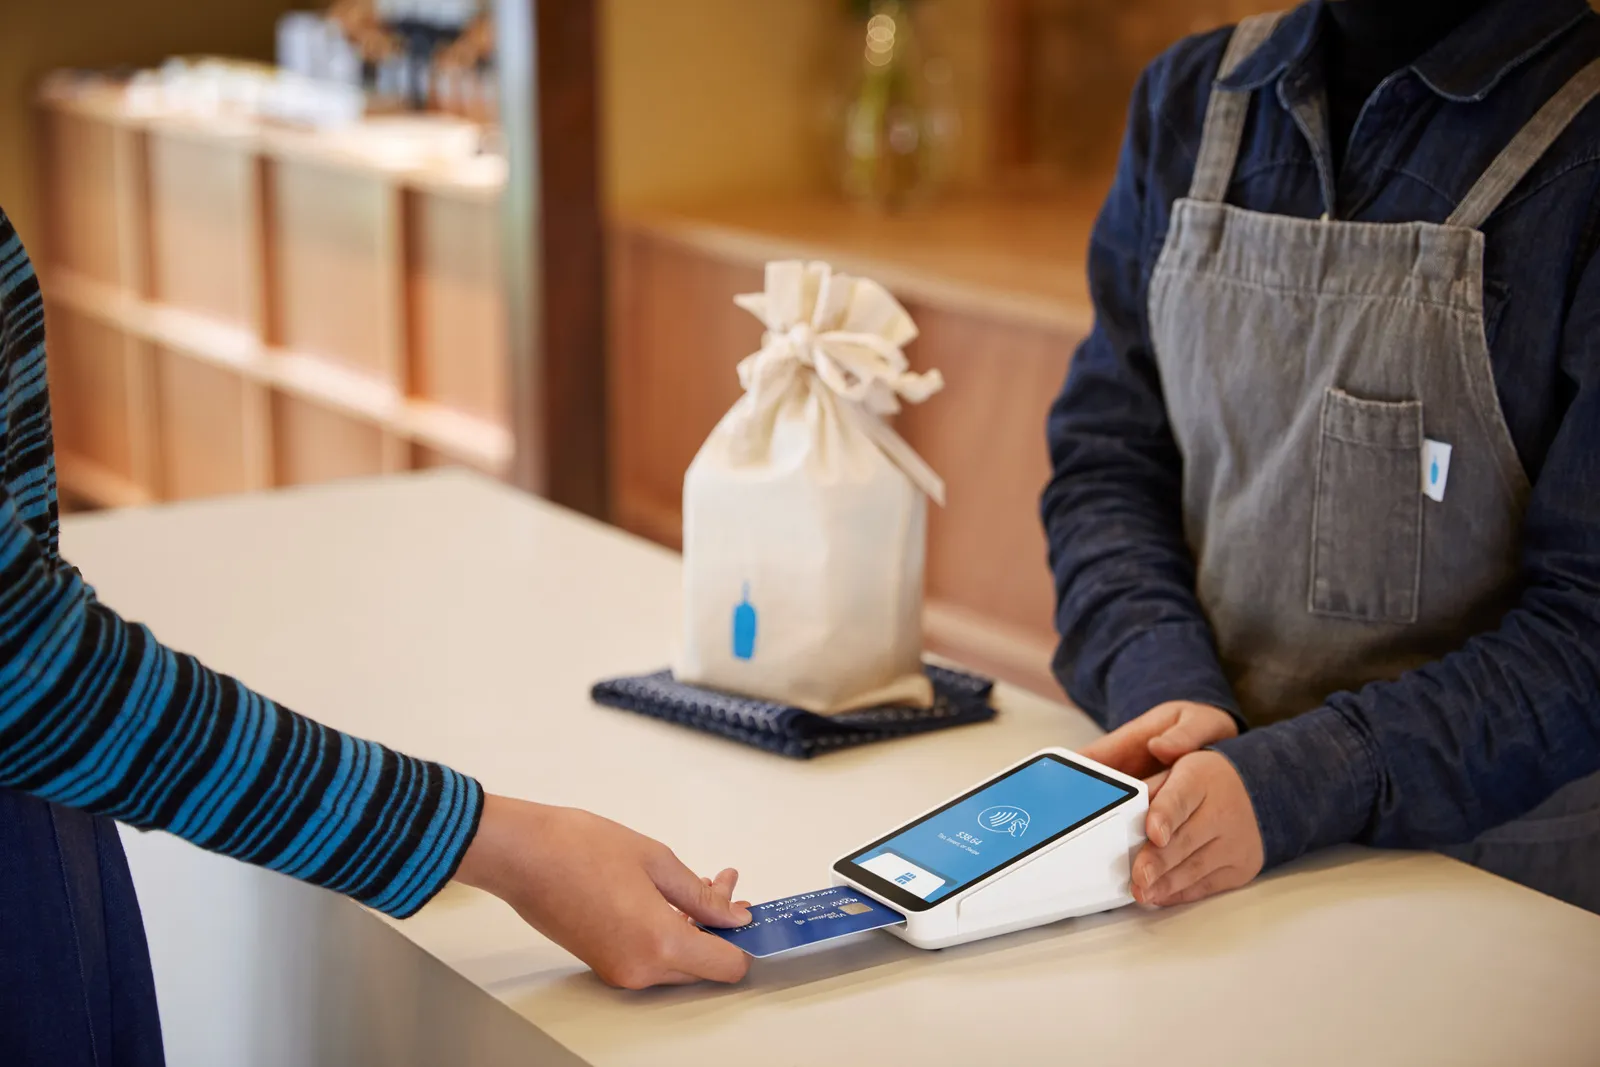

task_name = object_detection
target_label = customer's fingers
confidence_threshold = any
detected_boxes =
[691,873,749,928]
[652,850,752,928]
[664,923,752,985]
[708,867,740,903]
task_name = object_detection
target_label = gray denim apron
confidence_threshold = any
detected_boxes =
[1148,13,1600,912]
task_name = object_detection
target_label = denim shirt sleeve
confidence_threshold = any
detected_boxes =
[1217,244,1600,870]
[1041,58,1245,732]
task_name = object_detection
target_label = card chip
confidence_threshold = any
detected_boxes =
[839,902,873,915]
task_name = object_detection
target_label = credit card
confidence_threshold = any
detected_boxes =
[702,886,905,958]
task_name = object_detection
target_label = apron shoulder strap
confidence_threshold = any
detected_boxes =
[1448,55,1600,230]
[1188,11,1288,203]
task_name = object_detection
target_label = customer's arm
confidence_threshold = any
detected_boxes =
[0,489,474,916]
[0,492,749,986]
[1043,57,1241,739]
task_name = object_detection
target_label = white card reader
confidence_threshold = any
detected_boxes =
[831,747,1148,949]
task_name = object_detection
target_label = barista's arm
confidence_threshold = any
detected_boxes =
[1215,250,1600,870]
[1042,58,1241,734]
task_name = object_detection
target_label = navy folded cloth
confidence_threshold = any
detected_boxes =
[591,665,996,759]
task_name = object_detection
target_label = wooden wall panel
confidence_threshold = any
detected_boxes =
[155,347,267,500]
[272,394,390,487]
[406,191,506,421]
[895,302,1075,692]
[148,131,259,328]
[606,229,757,547]
[898,301,1071,634]
[266,158,401,384]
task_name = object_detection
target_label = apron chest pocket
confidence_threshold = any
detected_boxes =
[1309,388,1423,623]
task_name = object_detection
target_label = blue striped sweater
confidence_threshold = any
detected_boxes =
[0,210,483,918]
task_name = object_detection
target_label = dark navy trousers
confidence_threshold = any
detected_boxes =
[0,790,164,1065]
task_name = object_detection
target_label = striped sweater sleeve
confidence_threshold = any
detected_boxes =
[0,489,484,918]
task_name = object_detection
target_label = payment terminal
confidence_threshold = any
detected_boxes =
[831,748,1148,949]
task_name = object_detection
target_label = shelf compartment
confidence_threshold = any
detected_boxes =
[44,267,511,478]
[40,108,129,288]
[44,304,154,499]
[147,127,262,329]
[36,82,518,506]
[271,392,401,488]
[264,156,405,386]
[154,346,270,501]
[405,189,507,424]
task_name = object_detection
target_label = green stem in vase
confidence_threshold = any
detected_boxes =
[844,0,921,208]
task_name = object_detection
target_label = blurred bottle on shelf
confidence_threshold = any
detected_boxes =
[828,0,958,213]
[278,9,367,86]
[281,0,496,124]
[429,9,497,125]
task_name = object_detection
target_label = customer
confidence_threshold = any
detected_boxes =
[1044,0,1600,912]
[0,209,750,1067]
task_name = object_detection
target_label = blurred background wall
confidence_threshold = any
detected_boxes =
[601,0,993,209]
[2,1,997,238]
[0,0,293,246]
[15,0,1287,698]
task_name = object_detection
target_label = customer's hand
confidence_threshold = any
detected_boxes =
[1079,700,1238,780]
[455,796,753,989]
[1130,751,1264,907]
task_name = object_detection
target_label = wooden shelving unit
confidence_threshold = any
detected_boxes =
[608,190,1108,695]
[37,78,512,509]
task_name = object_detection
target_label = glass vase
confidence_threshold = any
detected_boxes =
[831,0,956,212]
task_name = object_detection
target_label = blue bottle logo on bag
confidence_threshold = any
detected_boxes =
[732,583,758,660]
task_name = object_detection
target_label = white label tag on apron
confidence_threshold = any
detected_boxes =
[1423,439,1453,502]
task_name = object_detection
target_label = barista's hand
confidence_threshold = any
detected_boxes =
[1079,701,1238,780]
[455,796,753,989]
[1130,751,1264,907]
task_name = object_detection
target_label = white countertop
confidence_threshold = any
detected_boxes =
[61,471,1600,1067]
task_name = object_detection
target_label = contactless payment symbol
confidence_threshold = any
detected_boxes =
[979,805,1031,838]
[731,582,758,660]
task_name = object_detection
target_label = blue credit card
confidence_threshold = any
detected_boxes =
[703,886,905,958]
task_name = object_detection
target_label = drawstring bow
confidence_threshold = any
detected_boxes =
[727,260,945,505]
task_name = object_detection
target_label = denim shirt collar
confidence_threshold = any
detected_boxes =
[1218,0,1591,103]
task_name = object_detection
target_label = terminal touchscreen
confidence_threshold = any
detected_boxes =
[833,749,1147,948]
